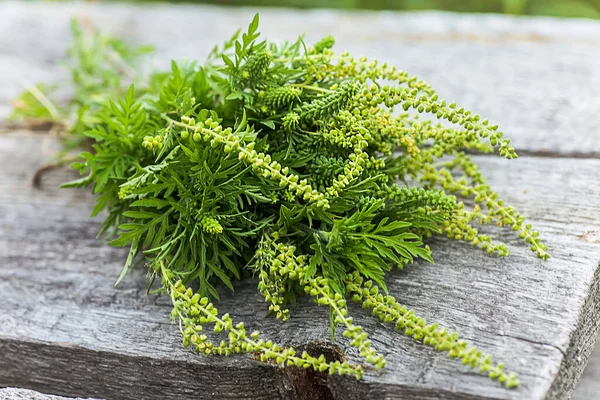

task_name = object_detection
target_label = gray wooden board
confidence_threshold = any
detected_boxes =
[0,2,599,400]
[0,388,94,400]
[1,1,600,155]
[574,339,600,400]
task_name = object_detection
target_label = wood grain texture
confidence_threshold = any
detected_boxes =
[1,3,599,399]
[0,388,93,400]
[1,1,600,155]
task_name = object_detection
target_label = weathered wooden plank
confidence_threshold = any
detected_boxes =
[1,3,600,398]
[0,132,599,400]
[1,1,600,155]
[573,340,600,400]
[0,388,93,400]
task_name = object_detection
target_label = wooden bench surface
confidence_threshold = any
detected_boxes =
[0,2,599,399]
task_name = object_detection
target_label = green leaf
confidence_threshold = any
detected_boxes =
[209,263,234,292]
[90,194,108,217]
[222,54,235,70]
[236,108,248,132]
[123,211,161,219]
[248,13,259,36]
[108,229,141,247]
[260,120,276,129]
[226,91,244,101]
[130,198,171,209]
[115,236,139,286]
[61,175,92,188]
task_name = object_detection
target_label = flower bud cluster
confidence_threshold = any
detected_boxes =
[414,164,509,256]
[264,86,302,110]
[310,35,335,54]
[142,133,165,151]
[451,155,547,258]
[318,54,387,83]
[355,195,383,210]
[282,111,300,132]
[353,83,515,160]
[257,232,386,370]
[176,115,330,210]
[381,185,457,212]
[239,49,272,85]
[418,123,494,161]
[256,267,289,320]
[415,155,546,259]
[302,80,360,120]
[325,149,368,198]
[200,216,223,235]
[445,208,510,256]
[355,110,419,156]
[255,235,291,321]
[169,276,363,378]
[323,54,432,98]
[258,232,308,282]
[404,95,516,159]
[242,150,330,209]
[290,49,334,82]
[118,185,134,200]
[344,272,520,388]
[322,110,371,150]
[303,275,386,370]
[318,55,514,159]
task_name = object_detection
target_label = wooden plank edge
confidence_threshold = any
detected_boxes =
[0,333,525,400]
[0,337,286,400]
[547,261,600,400]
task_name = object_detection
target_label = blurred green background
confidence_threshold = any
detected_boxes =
[177,0,600,19]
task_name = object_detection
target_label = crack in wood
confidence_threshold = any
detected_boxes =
[495,333,568,359]
[278,341,347,400]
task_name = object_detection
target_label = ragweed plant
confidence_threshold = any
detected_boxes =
[13,15,550,390]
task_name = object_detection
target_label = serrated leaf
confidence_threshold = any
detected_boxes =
[209,263,234,292]
[108,230,139,247]
[222,54,235,70]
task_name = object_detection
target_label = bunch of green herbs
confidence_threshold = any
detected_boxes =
[12,16,550,388]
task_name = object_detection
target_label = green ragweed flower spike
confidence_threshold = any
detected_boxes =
[264,86,303,110]
[200,216,223,235]
[282,111,300,132]
[302,80,360,120]
[16,14,551,390]
[311,35,336,54]
[240,49,272,83]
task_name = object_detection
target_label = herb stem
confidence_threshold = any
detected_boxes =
[19,77,60,121]
[289,83,333,94]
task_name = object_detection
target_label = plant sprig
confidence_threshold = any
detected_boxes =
[12,15,551,389]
